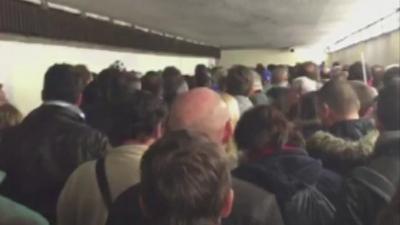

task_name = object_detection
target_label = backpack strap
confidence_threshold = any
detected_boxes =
[352,166,395,203]
[95,158,113,210]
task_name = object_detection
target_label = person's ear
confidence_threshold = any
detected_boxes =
[222,120,233,145]
[375,119,384,131]
[139,195,147,216]
[319,103,330,118]
[154,122,164,139]
[41,90,45,102]
[76,94,83,106]
[317,103,331,126]
[362,106,375,119]
[221,189,234,218]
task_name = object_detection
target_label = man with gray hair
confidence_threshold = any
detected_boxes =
[270,65,289,88]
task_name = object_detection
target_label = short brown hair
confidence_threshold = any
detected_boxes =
[271,65,288,85]
[42,64,85,104]
[141,71,162,97]
[318,79,360,116]
[162,66,184,106]
[140,130,231,225]
[0,103,22,130]
[226,65,254,96]
[348,61,371,81]
[75,64,93,85]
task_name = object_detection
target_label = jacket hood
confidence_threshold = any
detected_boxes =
[0,171,5,184]
[329,119,375,140]
[373,130,400,157]
[234,150,325,199]
[307,130,379,160]
[306,129,379,175]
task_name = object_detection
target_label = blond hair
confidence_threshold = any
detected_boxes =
[0,103,23,130]
[220,93,241,169]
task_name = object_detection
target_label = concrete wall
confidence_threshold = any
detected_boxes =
[219,30,399,69]
[219,47,327,68]
[328,30,400,66]
[0,35,215,115]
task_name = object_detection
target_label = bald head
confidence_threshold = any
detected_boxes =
[168,88,231,144]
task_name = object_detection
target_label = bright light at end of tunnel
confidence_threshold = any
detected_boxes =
[325,0,400,52]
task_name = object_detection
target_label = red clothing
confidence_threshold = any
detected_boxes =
[249,145,300,162]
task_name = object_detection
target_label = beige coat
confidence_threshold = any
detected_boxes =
[57,144,148,225]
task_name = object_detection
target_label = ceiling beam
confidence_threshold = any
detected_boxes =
[0,0,220,58]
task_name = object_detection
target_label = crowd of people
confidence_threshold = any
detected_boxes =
[0,59,399,225]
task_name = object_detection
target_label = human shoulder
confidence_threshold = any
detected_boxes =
[107,184,142,225]
[60,160,97,195]
[228,177,284,225]
[0,195,49,225]
[232,177,277,205]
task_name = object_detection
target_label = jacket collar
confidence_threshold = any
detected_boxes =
[329,118,375,140]
[374,130,400,156]
[306,129,379,159]
[235,95,252,103]
[188,218,220,225]
[234,95,253,113]
[248,145,304,162]
[43,101,85,120]
[108,144,148,156]
[0,171,5,185]
[376,130,400,146]
[249,148,323,186]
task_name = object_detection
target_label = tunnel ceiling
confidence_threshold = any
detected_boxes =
[49,0,399,49]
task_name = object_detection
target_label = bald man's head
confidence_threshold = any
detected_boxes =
[168,88,231,144]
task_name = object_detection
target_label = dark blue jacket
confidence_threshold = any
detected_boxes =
[233,148,342,225]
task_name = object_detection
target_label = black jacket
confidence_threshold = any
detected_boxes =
[334,130,400,225]
[307,119,378,175]
[0,104,108,224]
[233,149,342,225]
[0,171,49,225]
[106,178,285,225]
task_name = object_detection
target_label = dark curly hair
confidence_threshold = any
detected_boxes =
[235,105,304,153]
[162,66,185,106]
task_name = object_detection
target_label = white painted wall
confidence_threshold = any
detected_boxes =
[219,47,327,68]
[327,30,400,66]
[0,36,215,115]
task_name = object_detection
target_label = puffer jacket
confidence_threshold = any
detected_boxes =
[333,130,400,225]
[306,119,378,175]
[0,104,108,224]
